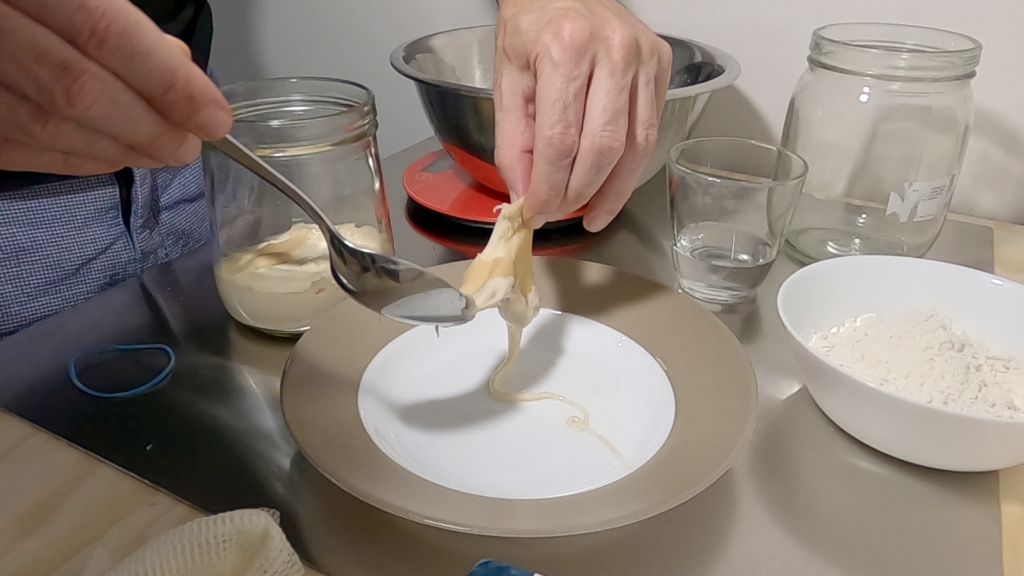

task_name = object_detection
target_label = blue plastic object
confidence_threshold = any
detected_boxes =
[469,560,539,576]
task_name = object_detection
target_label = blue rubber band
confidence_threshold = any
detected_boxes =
[68,344,176,399]
[469,561,537,576]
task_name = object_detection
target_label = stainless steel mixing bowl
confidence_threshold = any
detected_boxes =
[390,25,740,194]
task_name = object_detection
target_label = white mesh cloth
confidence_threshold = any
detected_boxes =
[104,509,305,576]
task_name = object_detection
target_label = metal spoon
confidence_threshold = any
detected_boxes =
[207,135,475,327]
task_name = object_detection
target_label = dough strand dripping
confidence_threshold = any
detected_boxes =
[459,199,624,465]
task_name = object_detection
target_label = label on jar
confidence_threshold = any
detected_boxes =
[885,176,955,223]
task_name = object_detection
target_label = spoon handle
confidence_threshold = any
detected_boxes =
[206,135,339,236]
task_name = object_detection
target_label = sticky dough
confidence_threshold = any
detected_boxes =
[458,200,624,463]
[459,200,623,463]
[459,199,544,400]
[460,199,540,326]
[214,222,390,332]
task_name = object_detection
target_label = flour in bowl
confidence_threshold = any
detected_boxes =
[811,310,1024,419]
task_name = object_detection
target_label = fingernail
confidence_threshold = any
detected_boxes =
[584,212,614,232]
[193,106,234,141]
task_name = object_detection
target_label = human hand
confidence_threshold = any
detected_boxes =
[494,0,672,231]
[0,0,232,176]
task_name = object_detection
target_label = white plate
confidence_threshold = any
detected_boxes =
[358,308,676,500]
[281,257,757,536]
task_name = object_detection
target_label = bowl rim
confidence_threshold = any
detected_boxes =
[389,24,741,100]
[777,254,1024,426]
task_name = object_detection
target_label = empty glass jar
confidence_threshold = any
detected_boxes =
[781,23,982,264]
[204,78,394,336]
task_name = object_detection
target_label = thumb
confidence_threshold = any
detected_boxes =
[493,65,535,201]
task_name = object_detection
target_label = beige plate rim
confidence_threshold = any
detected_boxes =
[280,257,758,537]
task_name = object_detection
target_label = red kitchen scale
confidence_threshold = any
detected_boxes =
[403,149,595,258]
[402,149,586,228]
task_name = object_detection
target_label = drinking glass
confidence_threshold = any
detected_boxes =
[668,137,808,304]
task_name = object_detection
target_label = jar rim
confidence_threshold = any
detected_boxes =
[815,22,982,56]
[220,77,376,127]
[810,23,982,80]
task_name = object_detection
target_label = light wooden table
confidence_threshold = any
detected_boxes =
[972,217,1024,576]
[0,219,1021,576]
[0,422,325,576]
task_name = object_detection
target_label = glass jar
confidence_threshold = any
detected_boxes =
[203,78,394,336]
[781,23,982,264]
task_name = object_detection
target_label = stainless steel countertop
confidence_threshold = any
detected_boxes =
[0,138,1001,576]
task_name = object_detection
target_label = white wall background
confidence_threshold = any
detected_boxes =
[208,0,1024,224]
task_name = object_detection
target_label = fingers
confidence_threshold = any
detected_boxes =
[558,58,631,217]
[0,2,199,167]
[0,139,124,176]
[522,23,593,228]
[0,83,165,170]
[9,0,232,140]
[493,63,536,201]
[583,39,671,232]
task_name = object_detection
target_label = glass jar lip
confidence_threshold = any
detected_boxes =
[810,23,982,80]
[815,22,982,56]
[668,137,809,186]
[220,77,376,127]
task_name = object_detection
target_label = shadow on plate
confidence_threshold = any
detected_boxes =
[391,312,570,430]
[749,387,1001,576]
[285,453,739,576]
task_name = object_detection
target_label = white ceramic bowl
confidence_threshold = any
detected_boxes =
[777,255,1024,472]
